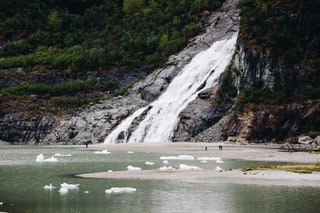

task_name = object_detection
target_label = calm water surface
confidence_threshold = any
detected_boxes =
[0,145,319,213]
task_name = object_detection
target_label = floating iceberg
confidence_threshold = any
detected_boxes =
[36,154,45,162]
[160,155,194,160]
[36,154,58,162]
[44,183,56,190]
[179,164,201,170]
[215,166,223,172]
[197,157,224,163]
[197,157,222,161]
[94,150,111,154]
[216,159,224,163]
[105,187,136,194]
[127,165,141,171]
[162,160,169,164]
[127,151,134,154]
[60,183,79,189]
[59,187,68,194]
[54,153,72,157]
[44,156,58,162]
[159,166,176,171]
[145,161,154,165]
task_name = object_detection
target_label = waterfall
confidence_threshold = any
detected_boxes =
[104,32,238,143]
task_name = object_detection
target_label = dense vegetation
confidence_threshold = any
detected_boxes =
[238,0,320,102]
[0,0,224,110]
[0,0,223,71]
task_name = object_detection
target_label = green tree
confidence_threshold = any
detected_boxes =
[123,0,145,15]
[48,9,62,30]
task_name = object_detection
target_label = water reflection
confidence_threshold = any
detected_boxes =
[150,181,235,213]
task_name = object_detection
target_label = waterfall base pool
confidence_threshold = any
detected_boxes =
[0,145,319,213]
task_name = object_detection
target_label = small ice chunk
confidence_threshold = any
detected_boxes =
[54,153,72,157]
[84,191,90,194]
[145,161,154,165]
[127,165,141,171]
[127,151,134,154]
[105,187,136,194]
[36,154,45,162]
[59,187,68,194]
[159,166,176,171]
[216,159,224,163]
[162,160,169,164]
[60,183,79,189]
[44,183,56,190]
[197,157,222,161]
[43,156,58,162]
[215,166,223,172]
[94,150,111,154]
[36,154,58,162]
[160,155,194,160]
[200,160,208,163]
[179,164,201,170]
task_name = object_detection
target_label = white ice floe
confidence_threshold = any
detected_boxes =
[105,187,136,194]
[162,160,169,164]
[59,187,68,194]
[160,155,194,160]
[0,202,3,205]
[84,191,90,194]
[53,153,72,157]
[94,150,111,154]
[36,154,45,162]
[108,170,113,172]
[197,157,222,161]
[127,151,134,154]
[60,183,79,189]
[159,166,176,171]
[216,159,224,163]
[127,165,141,171]
[44,183,56,190]
[145,161,154,165]
[215,166,223,172]
[200,160,208,163]
[44,156,58,162]
[36,154,58,162]
[179,164,201,170]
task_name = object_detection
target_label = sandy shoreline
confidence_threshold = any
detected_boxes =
[76,142,320,186]
[88,142,320,163]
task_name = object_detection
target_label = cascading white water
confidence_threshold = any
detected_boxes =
[104,32,238,143]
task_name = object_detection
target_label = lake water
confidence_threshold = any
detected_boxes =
[0,145,319,213]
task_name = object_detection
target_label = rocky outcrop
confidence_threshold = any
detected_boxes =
[173,85,231,141]
[221,101,320,143]
[0,113,55,144]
